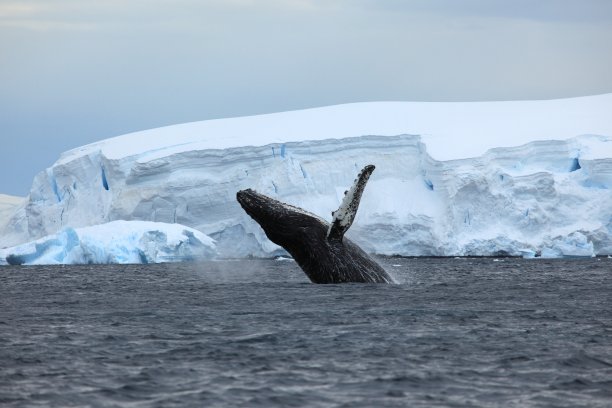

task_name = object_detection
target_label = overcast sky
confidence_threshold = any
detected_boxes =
[2,0,612,195]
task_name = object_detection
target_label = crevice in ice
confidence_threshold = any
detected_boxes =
[569,158,581,172]
[138,250,148,264]
[300,164,308,179]
[280,144,286,158]
[464,210,471,225]
[424,179,434,191]
[272,181,278,194]
[101,166,109,190]
[50,174,61,202]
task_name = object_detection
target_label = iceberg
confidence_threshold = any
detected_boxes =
[0,220,216,265]
[1,94,612,261]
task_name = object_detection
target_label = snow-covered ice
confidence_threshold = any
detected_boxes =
[0,220,216,265]
[0,194,24,230]
[1,94,612,263]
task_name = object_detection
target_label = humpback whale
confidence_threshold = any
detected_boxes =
[236,165,394,284]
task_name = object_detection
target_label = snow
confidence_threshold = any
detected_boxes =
[57,94,612,164]
[0,220,216,265]
[1,94,612,262]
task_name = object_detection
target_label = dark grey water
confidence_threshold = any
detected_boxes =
[1,258,611,407]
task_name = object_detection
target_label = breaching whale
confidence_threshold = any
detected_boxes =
[236,165,394,284]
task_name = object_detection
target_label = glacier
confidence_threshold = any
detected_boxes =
[1,94,612,263]
[0,220,216,265]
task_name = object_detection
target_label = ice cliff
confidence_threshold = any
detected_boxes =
[1,94,612,262]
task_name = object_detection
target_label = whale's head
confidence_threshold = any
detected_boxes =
[236,189,328,256]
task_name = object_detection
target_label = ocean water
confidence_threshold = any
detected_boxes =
[1,257,611,407]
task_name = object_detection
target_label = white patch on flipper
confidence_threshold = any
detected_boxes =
[327,165,375,240]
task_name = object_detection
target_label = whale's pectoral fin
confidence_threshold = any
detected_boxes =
[327,165,375,241]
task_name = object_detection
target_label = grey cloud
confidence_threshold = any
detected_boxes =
[354,0,612,23]
[0,0,611,195]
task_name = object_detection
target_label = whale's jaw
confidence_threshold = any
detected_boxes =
[236,189,328,255]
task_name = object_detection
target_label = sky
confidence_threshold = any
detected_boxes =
[1,0,612,196]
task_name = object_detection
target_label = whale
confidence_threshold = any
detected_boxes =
[236,165,394,283]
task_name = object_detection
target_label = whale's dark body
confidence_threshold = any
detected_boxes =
[236,165,394,284]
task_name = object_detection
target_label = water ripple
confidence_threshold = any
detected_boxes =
[1,258,611,407]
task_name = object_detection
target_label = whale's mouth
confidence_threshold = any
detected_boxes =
[236,189,276,223]
[237,188,327,225]
[236,189,264,211]
[236,189,250,206]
